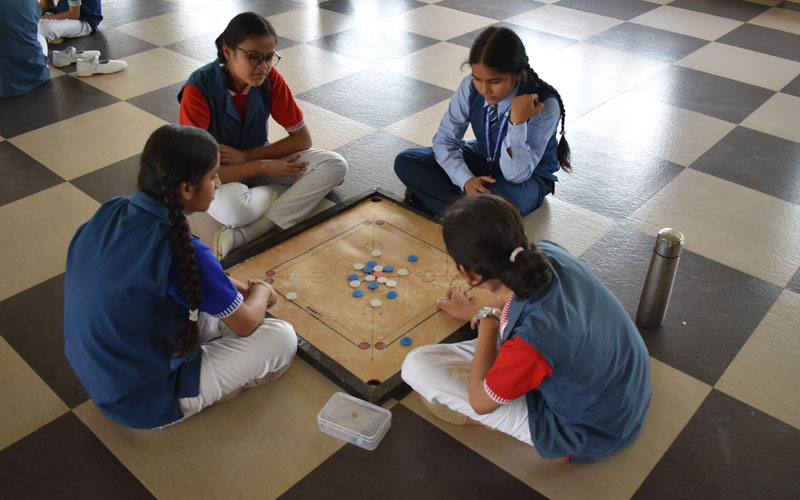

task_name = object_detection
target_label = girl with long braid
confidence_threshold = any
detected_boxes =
[394,26,570,216]
[402,195,651,462]
[64,124,297,429]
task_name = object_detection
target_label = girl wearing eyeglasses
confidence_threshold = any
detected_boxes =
[179,12,347,260]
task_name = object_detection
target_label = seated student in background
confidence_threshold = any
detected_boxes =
[402,194,651,462]
[0,0,48,98]
[38,0,102,44]
[394,27,571,217]
[64,124,297,429]
[38,0,126,75]
[179,12,347,260]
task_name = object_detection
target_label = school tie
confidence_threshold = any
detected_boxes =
[487,104,499,135]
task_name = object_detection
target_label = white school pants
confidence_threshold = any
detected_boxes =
[176,313,297,420]
[401,339,534,445]
[208,149,347,231]
[38,18,92,42]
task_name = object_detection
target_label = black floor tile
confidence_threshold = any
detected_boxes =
[779,1,800,12]
[580,226,782,386]
[690,126,800,205]
[320,0,426,18]
[557,0,658,21]
[0,76,119,138]
[632,390,800,500]
[99,0,182,28]
[0,142,64,207]
[164,32,221,64]
[557,131,684,220]
[330,131,420,203]
[48,29,159,73]
[297,69,453,128]
[448,22,578,56]
[717,24,800,62]
[636,66,775,123]
[0,274,89,408]
[787,267,800,295]
[239,0,313,17]
[278,404,546,500]
[782,74,800,98]
[127,82,183,124]
[309,25,439,65]
[668,0,770,22]
[0,413,155,500]
[586,23,709,63]
[71,154,141,204]
[436,0,543,20]
[165,32,300,65]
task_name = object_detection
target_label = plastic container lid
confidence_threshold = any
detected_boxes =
[317,392,392,451]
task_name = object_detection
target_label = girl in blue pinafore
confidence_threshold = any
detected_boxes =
[394,26,571,216]
[402,194,651,462]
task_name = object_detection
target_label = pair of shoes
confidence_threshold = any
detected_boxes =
[420,396,483,426]
[52,46,101,67]
[213,227,246,260]
[75,54,127,77]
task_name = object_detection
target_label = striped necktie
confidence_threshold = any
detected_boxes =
[487,104,499,134]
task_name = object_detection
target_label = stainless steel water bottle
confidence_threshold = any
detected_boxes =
[636,228,685,328]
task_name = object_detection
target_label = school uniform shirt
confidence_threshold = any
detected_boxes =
[49,0,103,32]
[64,191,243,429]
[433,73,561,190]
[0,0,49,98]
[178,62,305,149]
[489,241,652,462]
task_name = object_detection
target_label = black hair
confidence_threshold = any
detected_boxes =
[138,124,219,358]
[467,26,571,172]
[215,12,277,97]
[442,194,552,299]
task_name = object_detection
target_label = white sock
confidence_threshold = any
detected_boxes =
[237,216,276,247]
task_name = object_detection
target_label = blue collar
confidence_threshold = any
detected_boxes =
[130,191,169,221]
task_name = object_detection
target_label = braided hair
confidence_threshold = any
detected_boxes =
[468,26,571,172]
[443,194,552,299]
[138,124,219,358]
[215,12,277,100]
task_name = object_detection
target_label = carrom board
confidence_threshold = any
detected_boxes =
[224,191,484,403]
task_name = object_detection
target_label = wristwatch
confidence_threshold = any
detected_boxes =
[476,306,502,323]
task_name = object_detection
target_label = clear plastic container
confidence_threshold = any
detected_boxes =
[317,392,392,451]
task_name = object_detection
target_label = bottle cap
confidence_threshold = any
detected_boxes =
[654,228,684,258]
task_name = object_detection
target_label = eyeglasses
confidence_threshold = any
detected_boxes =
[236,47,281,67]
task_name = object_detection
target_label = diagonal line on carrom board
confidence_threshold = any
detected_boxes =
[277,296,362,348]
[383,220,447,254]
[270,220,368,271]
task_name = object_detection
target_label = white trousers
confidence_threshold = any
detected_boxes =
[208,149,347,231]
[38,18,92,42]
[37,31,48,57]
[401,339,534,445]
[175,313,297,421]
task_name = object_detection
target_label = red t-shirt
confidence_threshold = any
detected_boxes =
[484,297,553,404]
[179,68,305,135]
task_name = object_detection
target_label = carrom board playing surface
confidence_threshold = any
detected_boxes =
[225,191,485,403]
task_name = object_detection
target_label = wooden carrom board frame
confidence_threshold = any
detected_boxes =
[223,190,477,403]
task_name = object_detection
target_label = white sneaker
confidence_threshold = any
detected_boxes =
[213,227,246,260]
[75,55,127,77]
[52,47,102,67]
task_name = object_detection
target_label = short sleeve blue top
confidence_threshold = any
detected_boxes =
[64,191,241,429]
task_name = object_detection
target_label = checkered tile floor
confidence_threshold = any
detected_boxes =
[2,0,799,498]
